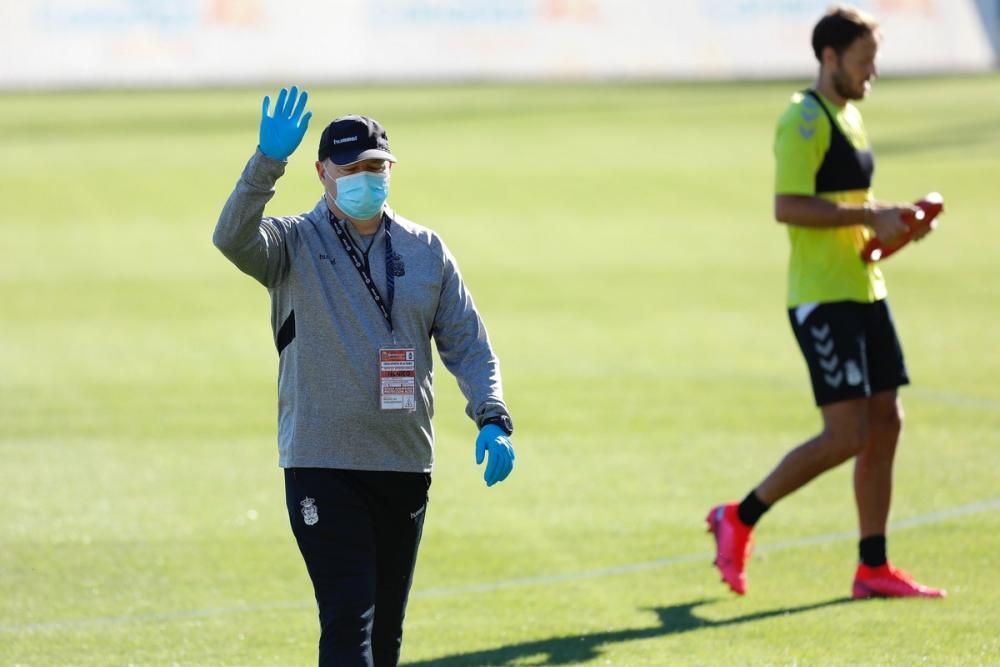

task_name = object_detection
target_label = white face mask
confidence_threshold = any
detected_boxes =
[330,171,390,219]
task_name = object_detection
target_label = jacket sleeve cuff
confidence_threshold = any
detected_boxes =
[242,149,288,190]
[477,413,513,436]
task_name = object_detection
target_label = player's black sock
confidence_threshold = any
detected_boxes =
[737,490,770,527]
[859,535,887,567]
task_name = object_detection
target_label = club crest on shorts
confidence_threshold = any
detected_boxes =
[300,497,319,526]
[845,360,863,386]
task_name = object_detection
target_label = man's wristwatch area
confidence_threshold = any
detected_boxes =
[479,415,514,436]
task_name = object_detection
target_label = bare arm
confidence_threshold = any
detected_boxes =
[774,194,915,243]
[774,194,867,227]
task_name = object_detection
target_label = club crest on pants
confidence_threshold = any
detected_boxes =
[300,497,319,525]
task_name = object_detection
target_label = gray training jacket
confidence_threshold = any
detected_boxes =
[214,151,511,472]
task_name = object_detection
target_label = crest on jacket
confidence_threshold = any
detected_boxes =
[389,252,406,277]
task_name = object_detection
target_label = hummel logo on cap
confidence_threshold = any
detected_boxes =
[318,115,396,165]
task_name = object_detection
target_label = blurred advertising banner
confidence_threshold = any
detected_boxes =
[0,0,995,89]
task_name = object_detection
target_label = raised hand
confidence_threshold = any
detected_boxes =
[258,86,312,160]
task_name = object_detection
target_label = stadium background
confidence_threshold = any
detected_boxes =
[1,0,998,88]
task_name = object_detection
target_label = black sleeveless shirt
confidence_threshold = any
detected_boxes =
[806,90,874,194]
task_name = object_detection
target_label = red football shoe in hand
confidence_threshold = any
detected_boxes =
[861,192,944,263]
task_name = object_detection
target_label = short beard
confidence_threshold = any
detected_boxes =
[831,67,863,101]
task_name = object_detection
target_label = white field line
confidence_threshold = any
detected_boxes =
[907,387,1000,411]
[3,496,998,634]
[414,497,1000,598]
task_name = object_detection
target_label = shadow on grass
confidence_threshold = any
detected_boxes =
[403,596,853,666]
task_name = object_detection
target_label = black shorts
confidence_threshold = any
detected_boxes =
[788,299,909,407]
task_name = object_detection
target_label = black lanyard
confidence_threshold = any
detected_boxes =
[328,211,395,332]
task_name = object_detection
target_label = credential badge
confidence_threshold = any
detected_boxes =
[300,497,319,526]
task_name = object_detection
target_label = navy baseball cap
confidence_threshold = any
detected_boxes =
[317,115,396,165]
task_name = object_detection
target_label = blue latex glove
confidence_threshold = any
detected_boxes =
[475,425,515,487]
[258,86,312,160]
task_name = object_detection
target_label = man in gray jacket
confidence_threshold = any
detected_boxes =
[214,86,516,667]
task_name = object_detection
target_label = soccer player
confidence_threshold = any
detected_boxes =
[707,6,944,599]
[214,87,516,666]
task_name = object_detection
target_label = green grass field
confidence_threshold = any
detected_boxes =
[2,76,999,666]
